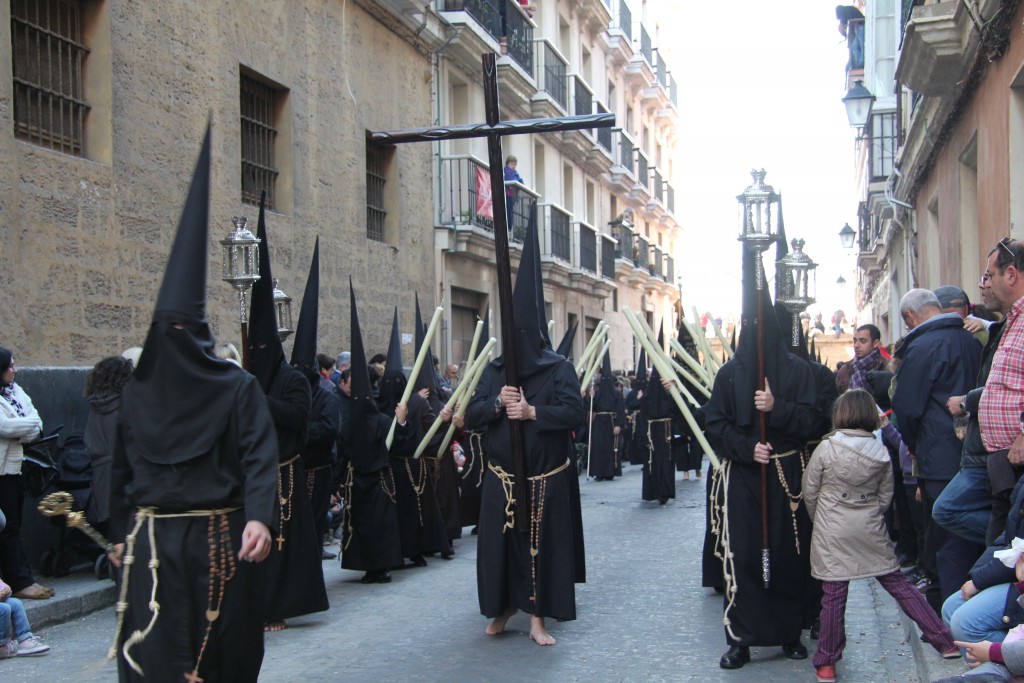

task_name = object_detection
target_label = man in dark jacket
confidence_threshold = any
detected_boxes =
[893,288,982,612]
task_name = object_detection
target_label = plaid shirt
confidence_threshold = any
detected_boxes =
[980,295,1024,451]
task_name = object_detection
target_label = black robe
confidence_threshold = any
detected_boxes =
[389,393,452,559]
[639,385,678,503]
[588,387,625,479]
[260,362,328,623]
[465,359,585,620]
[340,414,410,573]
[702,356,819,647]
[110,372,278,683]
[304,382,341,551]
[624,389,647,466]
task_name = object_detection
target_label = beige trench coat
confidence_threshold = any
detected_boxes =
[802,429,898,582]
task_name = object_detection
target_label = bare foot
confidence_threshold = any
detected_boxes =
[264,621,287,632]
[485,607,517,636]
[529,616,556,646]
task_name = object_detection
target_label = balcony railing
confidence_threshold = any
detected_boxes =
[542,204,572,262]
[612,221,634,262]
[635,148,649,191]
[669,74,678,107]
[665,254,674,283]
[635,234,650,271]
[577,222,598,273]
[600,234,616,279]
[595,102,612,152]
[617,130,635,176]
[652,246,664,280]
[655,50,669,89]
[439,154,540,243]
[502,0,533,75]
[444,0,502,40]
[536,39,569,111]
[665,182,675,214]
[653,168,663,203]
[638,23,653,67]
[616,0,632,41]
[573,74,594,118]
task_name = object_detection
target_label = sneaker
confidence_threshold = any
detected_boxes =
[16,636,49,656]
[0,640,16,659]
[942,647,961,659]
[915,576,933,593]
[816,664,836,682]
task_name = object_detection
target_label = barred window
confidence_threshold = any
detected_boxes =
[240,73,280,209]
[366,141,390,242]
[11,0,91,155]
[870,111,898,180]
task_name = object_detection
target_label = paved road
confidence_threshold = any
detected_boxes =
[7,463,927,682]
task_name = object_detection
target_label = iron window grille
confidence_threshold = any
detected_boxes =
[366,140,389,242]
[11,0,90,156]
[240,74,280,209]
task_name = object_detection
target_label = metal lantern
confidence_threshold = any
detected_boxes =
[220,216,261,324]
[776,238,818,345]
[273,278,293,341]
[737,169,780,254]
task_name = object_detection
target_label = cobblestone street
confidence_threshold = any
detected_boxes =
[8,463,937,682]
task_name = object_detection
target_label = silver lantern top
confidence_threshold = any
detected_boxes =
[736,169,780,254]
[220,216,261,291]
[776,238,818,345]
[273,277,294,342]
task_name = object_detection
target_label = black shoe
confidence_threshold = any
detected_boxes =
[783,640,808,659]
[659,497,669,505]
[810,618,820,640]
[719,645,750,669]
[410,555,428,567]
[321,549,337,560]
[470,526,479,535]
[441,551,454,560]
[359,571,378,584]
[377,571,392,583]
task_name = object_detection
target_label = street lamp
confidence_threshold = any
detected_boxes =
[220,216,261,366]
[839,222,856,250]
[842,80,875,128]
[272,278,294,342]
[776,239,818,345]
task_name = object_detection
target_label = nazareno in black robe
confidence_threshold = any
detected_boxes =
[588,383,624,479]
[702,354,819,647]
[110,370,280,682]
[259,360,329,623]
[465,358,585,621]
[639,363,678,503]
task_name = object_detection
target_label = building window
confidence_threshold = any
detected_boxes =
[240,73,281,209]
[11,0,91,155]
[870,111,897,180]
[366,140,391,242]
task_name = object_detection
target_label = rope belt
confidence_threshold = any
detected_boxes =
[342,464,355,551]
[110,506,242,680]
[594,411,617,417]
[276,455,300,551]
[645,417,673,468]
[463,431,486,488]
[486,458,571,534]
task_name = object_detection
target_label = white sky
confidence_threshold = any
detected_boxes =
[657,1,861,322]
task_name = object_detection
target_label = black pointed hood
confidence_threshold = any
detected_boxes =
[347,279,377,417]
[377,307,407,415]
[289,237,320,376]
[641,324,672,417]
[123,124,240,465]
[413,293,442,403]
[510,199,562,378]
[247,192,286,391]
[593,349,618,411]
[635,348,648,390]
[481,309,490,345]
[556,321,578,360]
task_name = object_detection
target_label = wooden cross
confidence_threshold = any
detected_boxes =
[276,534,286,551]
[371,53,613,529]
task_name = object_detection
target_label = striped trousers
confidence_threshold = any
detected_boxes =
[813,571,956,666]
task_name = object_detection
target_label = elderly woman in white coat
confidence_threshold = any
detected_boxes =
[803,389,956,683]
[0,348,52,600]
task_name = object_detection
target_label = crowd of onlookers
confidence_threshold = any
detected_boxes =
[822,238,1024,683]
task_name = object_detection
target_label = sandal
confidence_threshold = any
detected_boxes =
[14,583,54,599]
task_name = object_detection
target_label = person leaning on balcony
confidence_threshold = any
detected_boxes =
[503,155,523,232]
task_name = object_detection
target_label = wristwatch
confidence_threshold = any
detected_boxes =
[959,399,967,414]
[494,396,503,411]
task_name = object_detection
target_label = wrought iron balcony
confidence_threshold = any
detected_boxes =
[653,168,663,204]
[652,246,664,281]
[638,23,653,68]
[665,254,674,283]
[669,74,678,108]
[635,234,650,272]
[655,50,669,89]
[573,74,594,118]
[600,233,616,280]
[438,154,539,244]
[617,130,636,176]
[542,203,572,263]
[443,0,502,40]
[665,182,675,214]
[595,102,612,153]
[612,221,634,263]
[635,148,649,191]
[615,0,632,41]
[535,39,569,111]
[577,221,598,274]
[502,0,533,75]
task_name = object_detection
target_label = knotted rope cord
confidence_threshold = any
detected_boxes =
[112,506,241,675]
[645,417,673,469]
[342,464,355,551]
[461,431,484,483]
[379,465,398,504]
[487,462,517,532]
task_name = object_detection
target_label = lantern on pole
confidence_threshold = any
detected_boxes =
[272,278,294,341]
[220,216,261,365]
[776,238,818,346]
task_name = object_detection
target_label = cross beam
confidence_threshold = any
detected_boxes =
[371,53,614,530]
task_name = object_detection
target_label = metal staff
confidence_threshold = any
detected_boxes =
[623,308,721,469]
[39,491,114,553]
